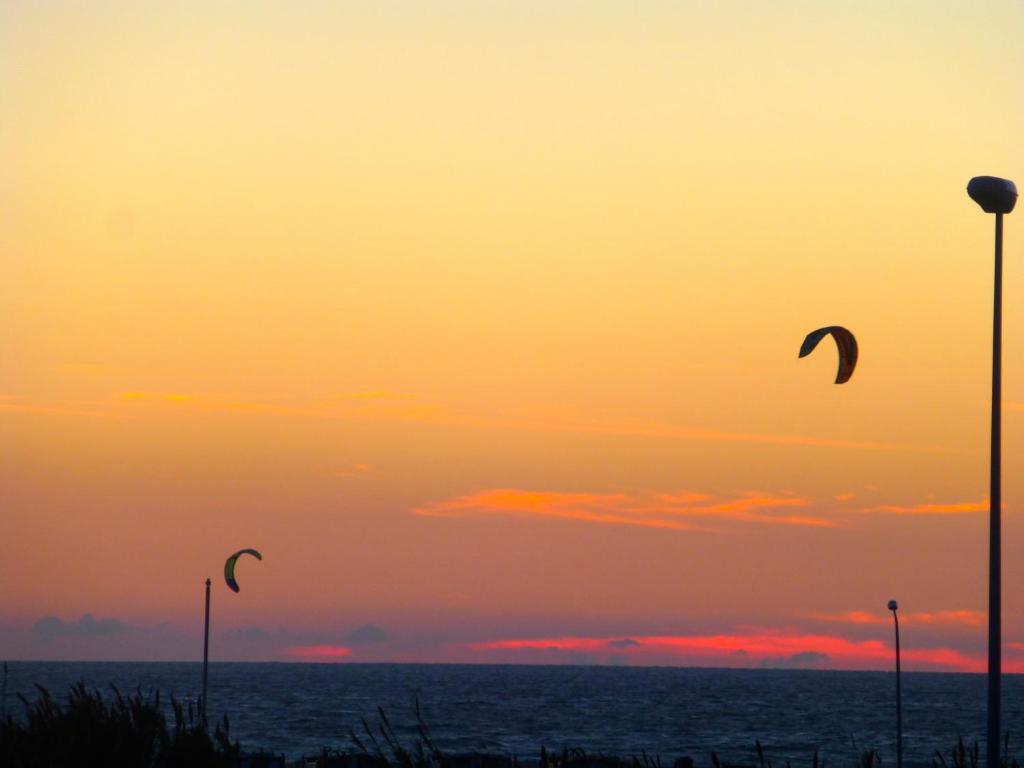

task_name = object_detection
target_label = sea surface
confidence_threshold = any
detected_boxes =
[3,662,1022,767]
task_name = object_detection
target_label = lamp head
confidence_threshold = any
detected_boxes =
[967,176,1018,214]
[888,599,898,611]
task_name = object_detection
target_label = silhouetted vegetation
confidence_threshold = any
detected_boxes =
[932,735,1020,768]
[0,682,239,767]
[348,700,442,768]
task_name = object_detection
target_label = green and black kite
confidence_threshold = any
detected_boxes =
[224,548,262,593]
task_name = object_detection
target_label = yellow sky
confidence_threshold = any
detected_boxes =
[2,0,1024,669]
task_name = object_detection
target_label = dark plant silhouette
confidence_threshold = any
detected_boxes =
[0,682,239,767]
[933,735,1020,768]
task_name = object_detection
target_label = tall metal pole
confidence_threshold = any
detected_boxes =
[889,600,902,768]
[202,577,211,725]
[987,212,1003,768]
[966,175,1016,768]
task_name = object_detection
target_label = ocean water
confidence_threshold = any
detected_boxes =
[2,662,1022,767]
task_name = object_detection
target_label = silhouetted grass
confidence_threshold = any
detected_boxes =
[932,735,1020,768]
[0,682,239,767]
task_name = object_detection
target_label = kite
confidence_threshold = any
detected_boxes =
[799,326,858,384]
[224,548,262,593]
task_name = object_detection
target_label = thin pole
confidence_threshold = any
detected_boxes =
[202,577,211,725]
[892,608,902,768]
[987,212,1003,768]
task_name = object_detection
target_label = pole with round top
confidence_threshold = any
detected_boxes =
[966,174,1017,768]
[202,577,211,725]
[888,599,902,768]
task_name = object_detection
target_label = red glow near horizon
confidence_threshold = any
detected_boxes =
[465,631,1000,672]
[282,645,353,661]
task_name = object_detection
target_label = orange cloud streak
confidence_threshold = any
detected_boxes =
[0,397,114,418]
[74,391,937,453]
[811,611,888,625]
[910,610,985,626]
[812,609,984,627]
[414,488,835,531]
[117,390,439,420]
[860,500,988,515]
[514,414,927,452]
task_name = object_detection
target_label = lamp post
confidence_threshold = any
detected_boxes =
[202,577,211,725]
[888,599,902,768]
[967,175,1018,768]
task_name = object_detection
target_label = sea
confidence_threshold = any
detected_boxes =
[2,662,1022,767]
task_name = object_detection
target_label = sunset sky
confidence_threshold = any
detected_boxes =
[3,1,1024,672]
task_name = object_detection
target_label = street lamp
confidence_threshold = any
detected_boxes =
[202,578,211,724]
[888,599,902,768]
[967,175,1018,768]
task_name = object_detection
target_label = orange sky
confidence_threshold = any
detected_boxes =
[3,1,1024,671]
